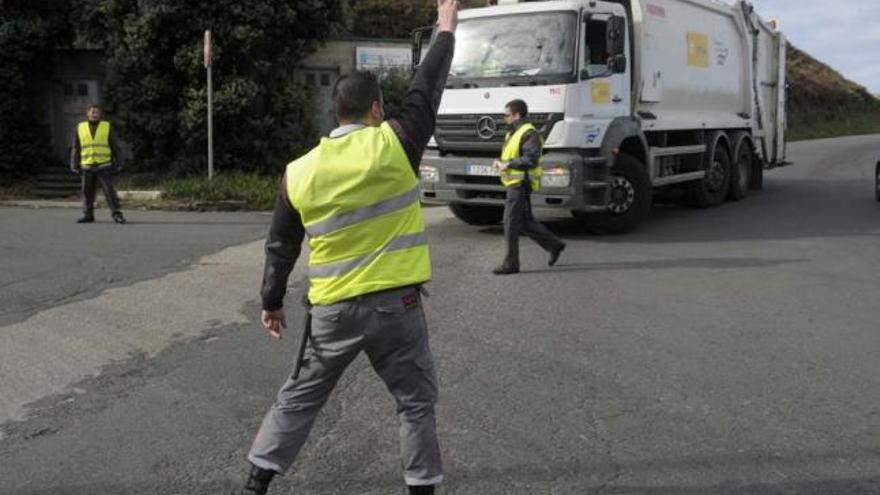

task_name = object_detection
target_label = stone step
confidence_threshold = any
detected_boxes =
[37,179,80,187]
[37,171,79,180]
[35,182,79,191]
[32,188,79,199]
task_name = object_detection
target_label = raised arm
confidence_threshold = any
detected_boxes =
[388,0,459,171]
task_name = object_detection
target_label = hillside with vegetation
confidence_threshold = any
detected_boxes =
[786,43,880,141]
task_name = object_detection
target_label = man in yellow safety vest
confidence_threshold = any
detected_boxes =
[70,104,126,224]
[234,1,459,494]
[492,99,565,274]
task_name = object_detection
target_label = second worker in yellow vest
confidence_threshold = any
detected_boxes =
[492,99,566,275]
[70,104,126,224]
[236,2,460,494]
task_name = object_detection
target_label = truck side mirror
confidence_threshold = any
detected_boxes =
[607,16,626,57]
[411,26,434,74]
[608,54,627,73]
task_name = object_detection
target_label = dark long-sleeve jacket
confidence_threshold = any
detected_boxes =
[505,119,542,171]
[260,31,456,311]
[70,120,125,170]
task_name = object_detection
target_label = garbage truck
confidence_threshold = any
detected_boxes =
[413,0,787,233]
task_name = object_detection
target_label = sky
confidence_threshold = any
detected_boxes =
[749,0,880,94]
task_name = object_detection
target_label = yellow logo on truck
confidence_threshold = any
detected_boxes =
[687,32,710,68]
[591,81,611,104]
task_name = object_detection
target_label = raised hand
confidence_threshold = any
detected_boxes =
[437,0,460,33]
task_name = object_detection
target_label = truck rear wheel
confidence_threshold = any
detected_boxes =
[573,153,651,234]
[689,138,731,207]
[728,133,753,201]
[448,203,504,226]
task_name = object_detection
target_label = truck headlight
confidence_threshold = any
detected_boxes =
[541,166,570,188]
[420,164,439,183]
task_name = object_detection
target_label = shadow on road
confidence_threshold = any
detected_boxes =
[468,177,880,244]
[118,220,267,226]
[522,256,808,274]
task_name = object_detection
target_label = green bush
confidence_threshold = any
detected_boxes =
[161,172,278,210]
[377,67,412,119]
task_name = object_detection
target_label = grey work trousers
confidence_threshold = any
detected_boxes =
[502,184,564,269]
[248,285,443,487]
[81,167,121,214]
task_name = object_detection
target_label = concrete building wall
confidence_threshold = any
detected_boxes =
[298,39,410,136]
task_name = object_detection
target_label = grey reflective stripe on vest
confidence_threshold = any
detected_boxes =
[304,187,420,237]
[308,232,427,278]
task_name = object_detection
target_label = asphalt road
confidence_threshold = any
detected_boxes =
[0,134,878,494]
[0,209,270,327]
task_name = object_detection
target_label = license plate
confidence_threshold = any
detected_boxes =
[466,164,497,176]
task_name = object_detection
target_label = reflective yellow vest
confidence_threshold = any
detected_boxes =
[77,121,112,167]
[500,122,543,190]
[286,122,431,305]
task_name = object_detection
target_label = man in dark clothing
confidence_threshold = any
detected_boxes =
[492,99,565,275]
[233,2,458,494]
[70,104,126,224]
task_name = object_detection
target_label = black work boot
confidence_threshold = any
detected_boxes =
[234,464,277,495]
[408,485,435,495]
[492,265,519,275]
[548,243,565,266]
[76,213,95,224]
[112,211,127,224]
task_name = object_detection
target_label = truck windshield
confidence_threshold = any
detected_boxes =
[450,11,577,82]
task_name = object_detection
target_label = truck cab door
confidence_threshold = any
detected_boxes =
[579,13,630,123]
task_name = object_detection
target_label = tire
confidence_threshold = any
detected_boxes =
[689,135,731,207]
[573,153,651,234]
[728,133,753,201]
[448,203,504,226]
[875,161,880,202]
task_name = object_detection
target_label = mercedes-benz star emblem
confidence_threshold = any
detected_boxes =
[476,116,497,140]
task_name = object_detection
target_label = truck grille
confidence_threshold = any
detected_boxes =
[434,113,563,153]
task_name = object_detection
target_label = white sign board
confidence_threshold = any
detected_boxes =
[355,47,411,70]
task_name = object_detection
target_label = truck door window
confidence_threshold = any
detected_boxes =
[584,18,610,78]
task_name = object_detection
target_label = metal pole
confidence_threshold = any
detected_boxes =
[207,64,214,180]
[205,29,214,180]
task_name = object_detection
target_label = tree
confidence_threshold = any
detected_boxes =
[377,67,413,120]
[74,0,345,176]
[0,0,71,184]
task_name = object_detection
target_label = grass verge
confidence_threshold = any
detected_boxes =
[160,172,279,211]
[787,113,880,142]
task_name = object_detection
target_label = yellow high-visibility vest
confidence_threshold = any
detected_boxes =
[500,122,543,190]
[77,121,112,167]
[286,122,431,305]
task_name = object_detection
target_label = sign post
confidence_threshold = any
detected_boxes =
[204,30,214,180]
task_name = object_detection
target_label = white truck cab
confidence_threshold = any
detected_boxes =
[415,0,787,233]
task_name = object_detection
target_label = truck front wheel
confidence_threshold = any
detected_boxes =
[448,203,504,226]
[573,153,651,234]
